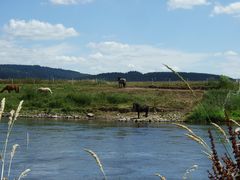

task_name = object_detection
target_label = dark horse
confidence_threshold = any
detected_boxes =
[0,84,20,93]
[132,103,149,119]
[117,77,126,88]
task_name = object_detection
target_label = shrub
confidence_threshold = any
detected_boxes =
[218,75,235,89]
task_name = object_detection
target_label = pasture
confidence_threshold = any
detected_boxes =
[0,80,205,119]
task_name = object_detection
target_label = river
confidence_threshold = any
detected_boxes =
[0,119,224,180]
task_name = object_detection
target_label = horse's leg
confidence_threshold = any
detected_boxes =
[137,111,140,119]
[145,109,148,117]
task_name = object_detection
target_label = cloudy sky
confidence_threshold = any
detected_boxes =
[0,0,240,78]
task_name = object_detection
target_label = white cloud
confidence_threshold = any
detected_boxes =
[3,19,79,40]
[224,50,238,56]
[50,0,93,5]
[212,2,240,16]
[86,41,208,73]
[213,50,238,57]
[167,0,210,9]
[0,39,83,69]
[0,39,240,78]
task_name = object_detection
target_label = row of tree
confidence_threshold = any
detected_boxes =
[0,64,223,81]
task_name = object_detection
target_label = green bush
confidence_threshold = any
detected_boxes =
[187,104,225,122]
[188,89,240,122]
[218,75,235,89]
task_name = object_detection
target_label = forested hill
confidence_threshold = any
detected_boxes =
[89,71,221,81]
[0,65,89,79]
[0,64,222,81]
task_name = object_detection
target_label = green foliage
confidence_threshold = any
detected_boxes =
[187,89,240,122]
[218,75,235,89]
[67,93,92,106]
[20,87,38,100]
[106,93,130,104]
[187,104,225,122]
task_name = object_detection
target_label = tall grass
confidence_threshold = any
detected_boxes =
[0,98,31,180]
[84,148,107,180]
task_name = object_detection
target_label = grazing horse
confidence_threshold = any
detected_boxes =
[132,103,149,119]
[0,84,20,93]
[117,77,126,88]
[37,87,52,94]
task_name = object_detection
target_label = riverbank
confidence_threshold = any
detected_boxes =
[2,108,186,123]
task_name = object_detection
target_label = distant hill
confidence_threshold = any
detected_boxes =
[0,64,222,81]
[0,64,89,80]
[89,71,221,81]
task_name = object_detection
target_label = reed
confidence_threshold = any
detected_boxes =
[173,123,211,153]
[0,98,5,121]
[0,99,30,180]
[211,122,229,143]
[8,144,19,178]
[155,173,166,180]
[84,148,107,180]
[185,133,211,153]
[163,64,196,97]
[17,169,31,180]
[182,164,198,180]
[164,64,212,122]
[230,119,240,127]
[1,100,23,180]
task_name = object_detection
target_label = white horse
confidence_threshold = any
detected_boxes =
[38,87,52,94]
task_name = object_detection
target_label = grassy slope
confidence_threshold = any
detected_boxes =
[0,80,204,117]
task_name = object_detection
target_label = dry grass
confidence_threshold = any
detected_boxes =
[211,122,229,143]
[182,164,198,180]
[173,123,211,153]
[0,98,30,180]
[84,148,107,180]
[17,169,31,180]
[155,173,166,180]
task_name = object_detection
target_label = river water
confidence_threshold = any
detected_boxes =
[0,119,225,180]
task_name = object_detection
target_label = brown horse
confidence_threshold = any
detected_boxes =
[0,84,20,93]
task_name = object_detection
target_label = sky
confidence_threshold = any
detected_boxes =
[0,0,240,78]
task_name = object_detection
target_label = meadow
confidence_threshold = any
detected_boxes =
[0,77,239,122]
[0,79,204,118]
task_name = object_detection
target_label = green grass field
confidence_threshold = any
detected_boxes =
[0,80,204,117]
[0,79,239,122]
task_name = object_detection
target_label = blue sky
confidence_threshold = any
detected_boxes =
[0,0,240,78]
